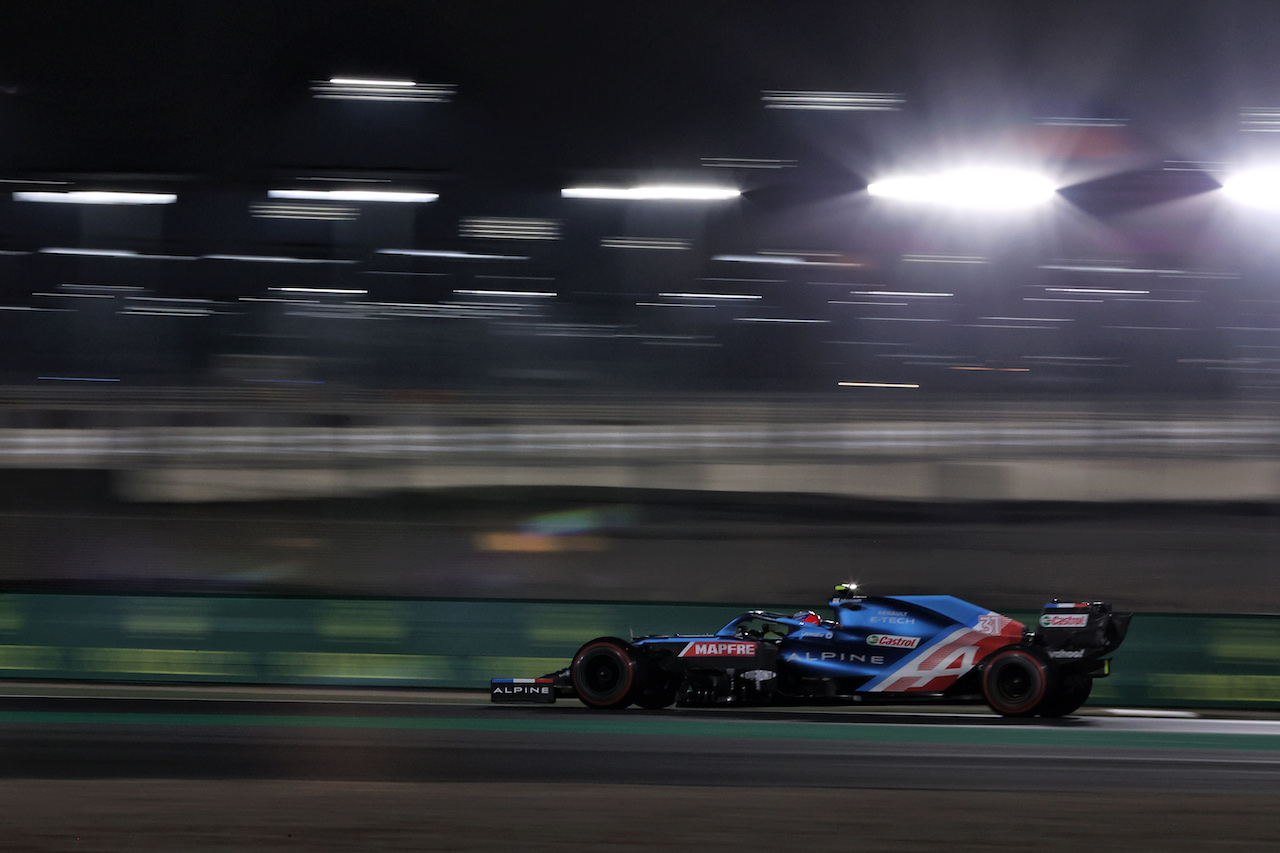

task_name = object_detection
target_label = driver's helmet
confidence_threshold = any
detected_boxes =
[793,610,822,625]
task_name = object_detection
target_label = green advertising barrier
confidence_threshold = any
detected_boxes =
[0,594,1278,710]
[0,593,757,690]
[1086,613,1280,709]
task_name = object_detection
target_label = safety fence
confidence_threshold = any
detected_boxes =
[0,593,1277,710]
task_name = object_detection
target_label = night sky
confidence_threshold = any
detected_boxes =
[1,3,1279,394]
[4,2,1274,178]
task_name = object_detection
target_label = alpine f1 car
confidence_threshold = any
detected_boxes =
[491,585,1131,717]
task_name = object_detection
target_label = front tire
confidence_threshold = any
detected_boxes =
[634,679,679,710]
[571,638,643,710]
[982,647,1052,717]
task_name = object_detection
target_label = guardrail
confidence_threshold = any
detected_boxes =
[0,593,1276,710]
[1,388,1273,425]
[5,421,1280,466]
[3,392,1280,501]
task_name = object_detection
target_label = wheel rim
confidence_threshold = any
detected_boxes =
[995,662,1034,703]
[582,652,624,696]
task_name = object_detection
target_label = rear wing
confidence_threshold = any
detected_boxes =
[1035,601,1131,663]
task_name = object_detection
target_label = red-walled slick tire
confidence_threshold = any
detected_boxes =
[571,638,643,710]
[1037,672,1093,718]
[981,647,1052,717]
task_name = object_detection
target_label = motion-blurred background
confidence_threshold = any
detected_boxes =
[1,2,1279,615]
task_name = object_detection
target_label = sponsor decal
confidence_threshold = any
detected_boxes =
[1048,649,1086,659]
[787,651,885,665]
[866,630,983,691]
[869,616,916,625]
[490,678,556,703]
[866,634,921,649]
[796,629,834,640]
[740,669,776,682]
[865,615,1025,693]
[977,613,1020,635]
[1040,613,1090,629]
[679,640,757,657]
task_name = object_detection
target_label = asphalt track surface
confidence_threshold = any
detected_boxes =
[4,687,1279,851]
[2,690,1280,792]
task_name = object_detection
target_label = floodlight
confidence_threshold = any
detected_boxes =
[40,248,194,260]
[329,77,416,88]
[15,191,177,205]
[601,237,691,250]
[268,189,438,203]
[1220,167,1280,208]
[761,90,904,111]
[460,217,560,240]
[269,287,368,294]
[453,289,556,298]
[561,185,739,201]
[310,79,454,102]
[866,168,1057,209]
[376,249,529,261]
[204,254,356,264]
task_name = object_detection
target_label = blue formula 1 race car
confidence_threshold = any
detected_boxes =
[492,585,1131,717]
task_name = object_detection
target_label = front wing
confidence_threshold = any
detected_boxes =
[490,677,557,703]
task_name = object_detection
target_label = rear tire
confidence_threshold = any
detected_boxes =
[1037,672,1093,717]
[571,638,643,710]
[982,647,1052,717]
